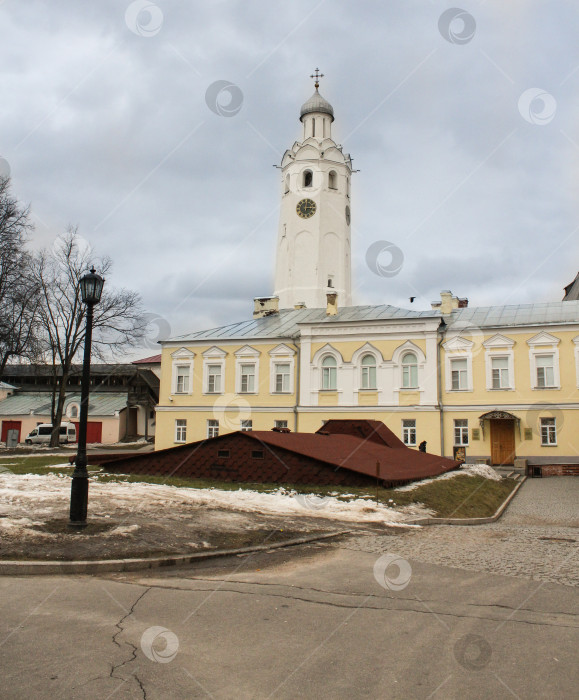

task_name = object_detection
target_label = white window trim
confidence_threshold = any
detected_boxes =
[170,348,195,395]
[392,341,426,393]
[351,343,383,393]
[207,419,219,438]
[311,344,344,395]
[234,345,260,395]
[540,417,557,446]
[443,336,473,393]
[202,346,227,395]
[269,344,296,394]
[402,419,417,446]
[485,351,515,391]
[66,402,80,419]
[175,419,187,443]
[527,333,560,390]
[445,353,473,392]
[453,419,469,446]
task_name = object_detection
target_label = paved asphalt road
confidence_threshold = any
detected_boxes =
[0,479,577,699]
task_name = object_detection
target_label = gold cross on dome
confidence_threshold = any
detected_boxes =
[310,68,324,89]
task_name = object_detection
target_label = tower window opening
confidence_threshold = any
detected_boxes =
[303,170,313,188]
[312,118,315,137]
[328,170,337,190]
[284,174,290,193]
[327,276,334,288]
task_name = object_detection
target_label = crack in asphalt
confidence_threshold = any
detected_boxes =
[136,576,579,620]
[123,580,577,629]
[109,587,151,698]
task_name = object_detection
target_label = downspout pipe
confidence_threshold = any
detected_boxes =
[294,339,300,433]
[437,321,446,458]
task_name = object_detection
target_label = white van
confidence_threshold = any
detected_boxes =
[25,422,77,445]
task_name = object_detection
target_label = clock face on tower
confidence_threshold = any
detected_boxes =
[296,198,316,219]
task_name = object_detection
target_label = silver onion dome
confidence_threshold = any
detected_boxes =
[300,89,334,121]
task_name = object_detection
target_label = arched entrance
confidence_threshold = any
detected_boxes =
[479,411,519,466]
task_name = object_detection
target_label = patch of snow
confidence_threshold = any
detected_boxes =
[395,463,502,491]
[108,524,139,536]
[0,473,430,525]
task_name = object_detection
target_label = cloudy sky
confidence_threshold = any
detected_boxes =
[1,1,578,356]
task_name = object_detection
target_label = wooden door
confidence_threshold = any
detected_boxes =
[490,419,515,465]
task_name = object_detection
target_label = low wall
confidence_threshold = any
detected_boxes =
[540,465,579,477]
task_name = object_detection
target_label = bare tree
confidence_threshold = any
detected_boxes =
[0,177,41,376]
[34,228,147,447]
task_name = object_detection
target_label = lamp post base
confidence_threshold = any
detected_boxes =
[69,475,89,526]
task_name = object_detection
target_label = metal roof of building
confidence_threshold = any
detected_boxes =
[0,391,128,417]
[167,300,579,344]
[0,381,17,390]
[167,305,441,343]
[447,301,579,329]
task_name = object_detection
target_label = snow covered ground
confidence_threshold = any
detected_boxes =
[394,463,502,491]
[0,472,431,534]
[0,463,505,540]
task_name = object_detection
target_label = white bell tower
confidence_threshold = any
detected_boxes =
[273,70,353,309]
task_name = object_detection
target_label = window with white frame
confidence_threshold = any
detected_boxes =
[491,357,509,389]
[67,403,79,418]
[321,355,337,390]
[175,365,190,393]
[274,419,288,429]
[401,352,418,388]
[540,417,557,445]
[360,354,377,390]
[241,419,252,432]
[207,365,222,393]
[175,419,187,443]
[454,419,469,446]
[207,419,219,438]
[274,363,290,393]
[402,419,416,446]
[536,355,555,388]
[450,358,468,390]
[240,364,255,393]
[171,348,195,395]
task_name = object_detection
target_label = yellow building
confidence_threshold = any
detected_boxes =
[155,291,579,469]
[155,78,579,471]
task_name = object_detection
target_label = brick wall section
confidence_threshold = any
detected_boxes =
[540,465,579,477]
[101,432,379,487]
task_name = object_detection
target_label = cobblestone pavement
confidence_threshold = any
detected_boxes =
[342,477,579,587]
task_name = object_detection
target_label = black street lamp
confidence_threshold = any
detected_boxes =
[69,267,104,527]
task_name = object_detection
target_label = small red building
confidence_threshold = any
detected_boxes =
[102,419,460,487]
